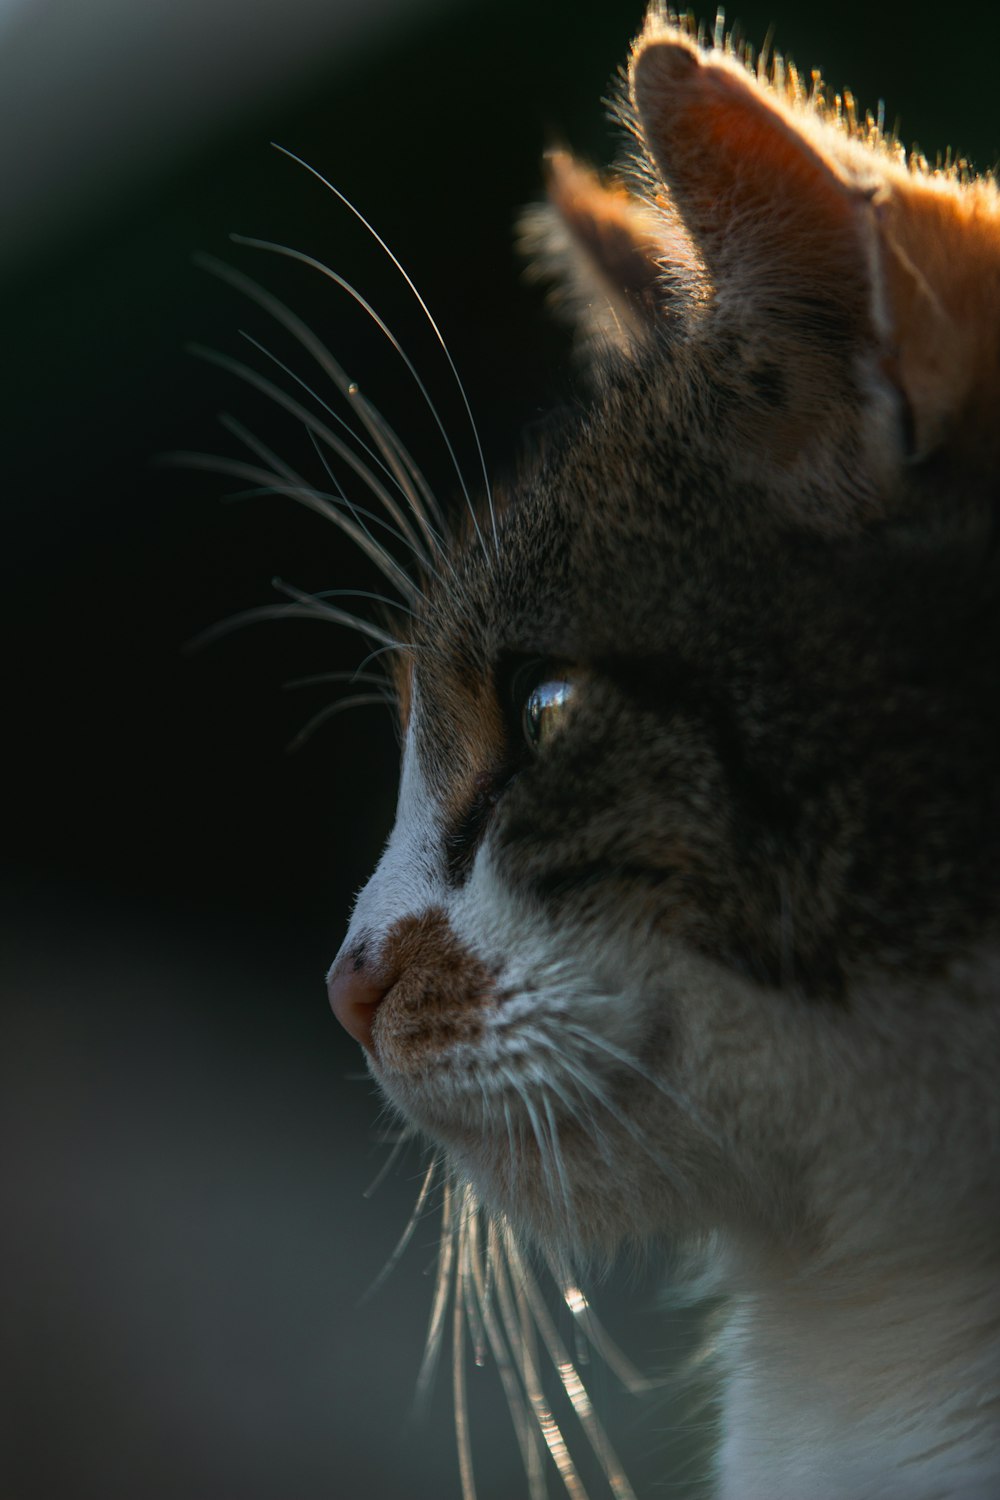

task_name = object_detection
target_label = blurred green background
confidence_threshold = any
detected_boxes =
[3,2,997,1496]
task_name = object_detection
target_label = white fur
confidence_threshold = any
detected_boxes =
[715,1255,999,1499]
[337,692,1000,1498]
[331,690,445,972]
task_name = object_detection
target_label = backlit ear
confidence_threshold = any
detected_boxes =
[875,175,1000,467]
[630,35,875,323]
[629,26,1000,478]
[630,32,887,459]
[518,148,702,359]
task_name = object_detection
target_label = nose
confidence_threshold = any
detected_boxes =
[327,946,389,1051]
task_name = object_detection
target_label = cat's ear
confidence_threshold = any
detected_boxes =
[874,175,1000,469]
[629,26,1000,482]
[630,34,870,312]
[630,32,896,476]
[518,148,702,361]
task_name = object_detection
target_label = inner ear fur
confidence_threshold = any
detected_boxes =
[518,148,702,359]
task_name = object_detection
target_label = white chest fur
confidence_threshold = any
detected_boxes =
[712,1250,1000,1499]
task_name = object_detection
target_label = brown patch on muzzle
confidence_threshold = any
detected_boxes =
[371,908,495,1072]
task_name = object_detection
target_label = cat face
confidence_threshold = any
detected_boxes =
[328,14,1000,1263]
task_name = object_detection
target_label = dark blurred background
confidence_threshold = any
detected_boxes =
[3,2,997,1496]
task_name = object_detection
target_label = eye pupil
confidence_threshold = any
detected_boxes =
[523,678,575,749]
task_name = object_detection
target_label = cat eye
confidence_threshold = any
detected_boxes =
[522,676,577,750]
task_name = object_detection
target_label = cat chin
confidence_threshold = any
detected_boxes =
[368,1046,725,1256]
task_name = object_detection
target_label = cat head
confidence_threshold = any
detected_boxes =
[328,12,1000,1264]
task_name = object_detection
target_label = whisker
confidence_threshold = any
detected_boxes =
[453,1199,478,1500]
[494,1229,590,1499]
[286,693,388,752]
[309,586,416,619]
[237,327,432,565]
[541,1087,579,1244]
[187,342,437,581]
[488,1219,549,1498]
[561,1022,725,1153]
[274,574,405,641]
[230,231,492,564]
[416,1174,457,1413]
[353,640,423,678]
[196,251,446,560]
[359,1155,438,1305]
[361,1129,418,1201]
[459,1197,488,1373]
[509,1071,566,1236]
[282,668,392,693]
[552,1275,656,1397]
[302,422,444,596]
[538,1057,619,1178]
[187,597,402,652]
[464,1214,547,1500]
[270,145,498,554]
[302,421,448,608]
[350,381,446,552]
[174,437,424,607]
[539,1041,690,1195]
[504,1230,639,1500]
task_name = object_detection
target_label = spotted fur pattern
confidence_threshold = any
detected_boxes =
[327,9,1000,1497]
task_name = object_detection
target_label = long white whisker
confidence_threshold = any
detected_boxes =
[504,1231,638,1500]
[464,1214,547,1500]
[551,1273,656,1397]
[301,423,444,597]
[174,436,424,607]
[360,1154,438,1305]
[231,231,491,564]
[540,1087,579,1244]
[213,414,427,575]
[453,1201,477,1500]
[286,693,388,751]
[270,144,497,553]
[490,1219,550,1497]
[361,1127,417,1201]
[459,1196,488,1373]
[271,574,405,642]
[562,1021,725,1152]
[416,1174,457,1412]
[538,1056,619,1179]
[308,586,416,619]
[188,598,402,651]
[188,342,439,580]
[354,384,451,545]
[353,640,422,678]
[493,1227,590,1499]
[299,427,451,617]
[236,327,433,564]
[197,250,446,560]
[550,1046,690,1196]
[283,668,392,693]
[509,1071,565,1233]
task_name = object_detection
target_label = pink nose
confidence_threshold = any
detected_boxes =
[327,946,389,1051]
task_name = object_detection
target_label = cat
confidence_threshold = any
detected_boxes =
[321,8,1000,1498]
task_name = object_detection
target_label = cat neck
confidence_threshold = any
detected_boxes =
[714,1240,1000,1500]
